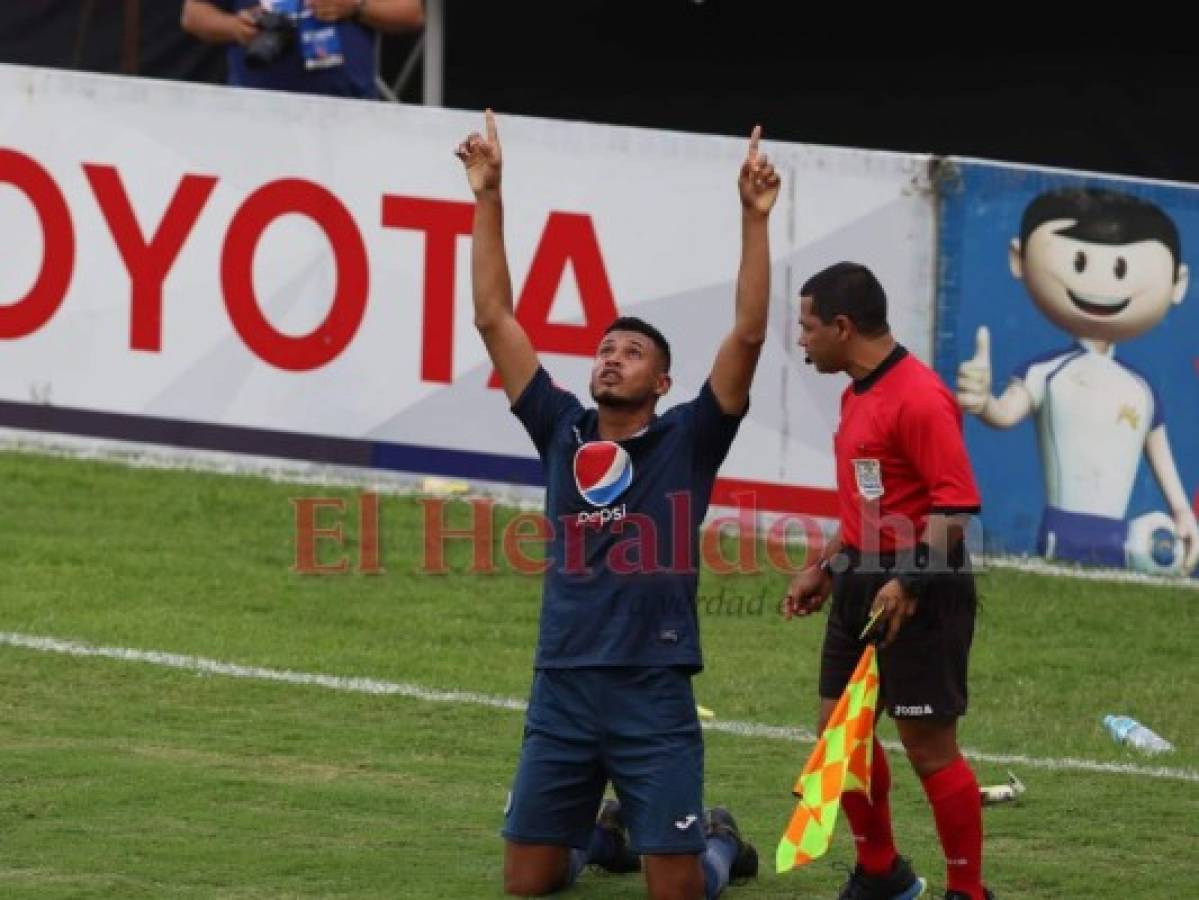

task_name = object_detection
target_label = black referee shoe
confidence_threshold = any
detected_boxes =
[703,807,759,880]
[835,855,926,899]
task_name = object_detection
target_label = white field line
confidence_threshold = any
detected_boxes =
[2,631,1195,785]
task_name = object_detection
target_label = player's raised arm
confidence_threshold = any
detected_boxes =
[707,125,781,415]
[454,110,540,403]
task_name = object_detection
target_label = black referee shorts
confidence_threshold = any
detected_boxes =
[819,551,977,720]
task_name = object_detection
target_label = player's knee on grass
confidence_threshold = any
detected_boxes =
[644,853,705,900]
[503,842,571,896]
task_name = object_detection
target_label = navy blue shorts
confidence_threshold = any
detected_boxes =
[502,666,706,855]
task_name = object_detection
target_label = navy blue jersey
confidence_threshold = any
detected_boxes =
[512,367,745,671]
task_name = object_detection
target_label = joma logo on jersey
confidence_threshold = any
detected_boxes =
[574,441,633,507]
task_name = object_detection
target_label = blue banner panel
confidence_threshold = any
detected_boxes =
[936,161,1199,577]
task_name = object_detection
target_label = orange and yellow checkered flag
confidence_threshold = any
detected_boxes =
[776,644,880,873]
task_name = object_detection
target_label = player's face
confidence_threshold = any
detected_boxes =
[1017,221,1184,341]
[590,331,669,408]
[798,296,844,373]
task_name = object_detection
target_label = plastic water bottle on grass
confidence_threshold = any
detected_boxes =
[1103,715,1174,754]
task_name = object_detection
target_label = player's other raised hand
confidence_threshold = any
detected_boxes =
[738,125,780,217]
[455,108,502,195]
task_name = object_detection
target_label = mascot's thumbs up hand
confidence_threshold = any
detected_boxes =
[957,326,992,415]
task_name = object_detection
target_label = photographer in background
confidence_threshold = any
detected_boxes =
[181,0,423,99]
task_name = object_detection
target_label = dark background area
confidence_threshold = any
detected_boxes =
[0,0,224,84]
[2,1,1198,183]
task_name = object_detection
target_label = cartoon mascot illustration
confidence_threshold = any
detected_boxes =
[956,187,1197,575]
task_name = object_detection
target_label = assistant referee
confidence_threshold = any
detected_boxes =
[784,263,994,900]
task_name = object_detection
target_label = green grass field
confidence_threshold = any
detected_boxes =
[1,449,1196,898]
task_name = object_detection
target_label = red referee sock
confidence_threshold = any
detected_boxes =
[840,737,897,875]
[920,754,985,899]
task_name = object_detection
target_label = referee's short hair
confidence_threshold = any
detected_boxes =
[801,262,889,337]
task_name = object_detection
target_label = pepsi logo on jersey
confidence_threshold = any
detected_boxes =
[574,441,632,526]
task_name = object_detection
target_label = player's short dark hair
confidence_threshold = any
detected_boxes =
[603,316,672,372]
[801,262,889,337]
[1020,188,1182,275]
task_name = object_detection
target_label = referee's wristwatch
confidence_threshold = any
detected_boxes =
[817,557,834,578]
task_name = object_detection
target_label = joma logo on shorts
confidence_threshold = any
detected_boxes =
[892,704,933,716]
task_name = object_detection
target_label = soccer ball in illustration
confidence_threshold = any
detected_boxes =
[1125,511,1183,576]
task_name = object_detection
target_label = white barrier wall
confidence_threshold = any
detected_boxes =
[0,64,936,516]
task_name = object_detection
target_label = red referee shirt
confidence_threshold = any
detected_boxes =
[834,345,981,553]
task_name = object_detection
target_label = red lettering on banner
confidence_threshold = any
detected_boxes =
[0,160,623,382]
[489,212,620,387]
[380,195,474,383]
[83,165,217,352]
[0,149,74,339]
[222,178,369,371]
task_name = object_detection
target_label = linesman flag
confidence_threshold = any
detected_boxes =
[776,644,880,873]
